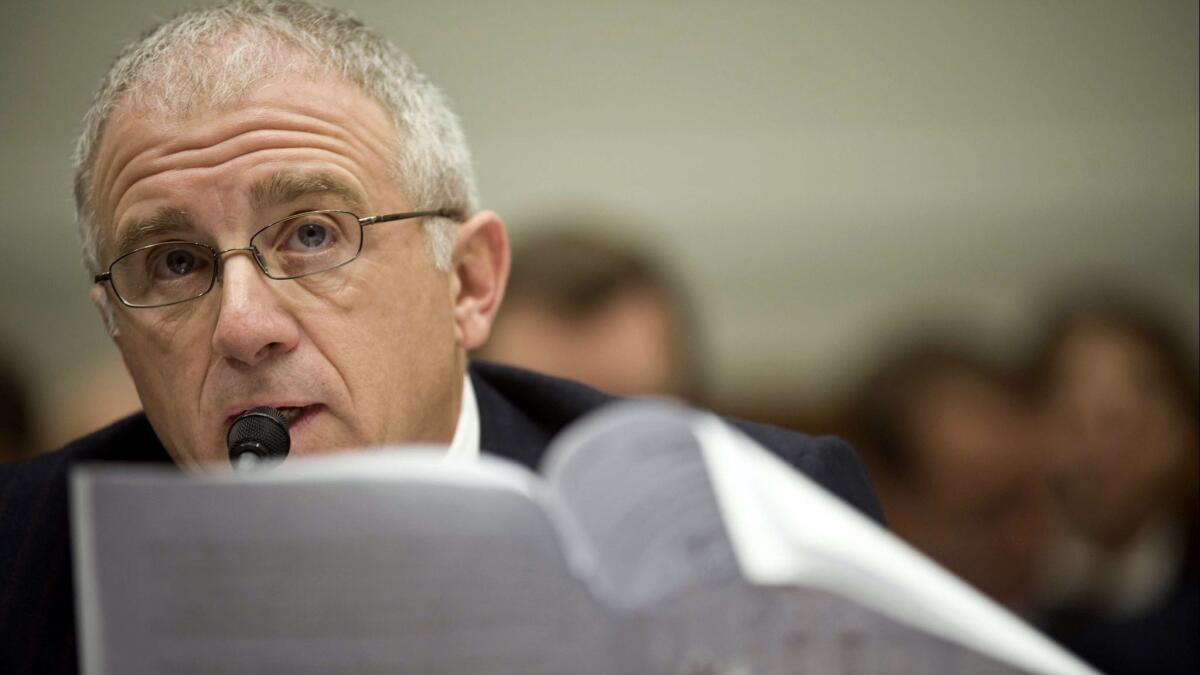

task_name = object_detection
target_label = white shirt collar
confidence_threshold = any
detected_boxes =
[443,375,480,463]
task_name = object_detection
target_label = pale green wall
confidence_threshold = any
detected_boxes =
[1,0,1196,423]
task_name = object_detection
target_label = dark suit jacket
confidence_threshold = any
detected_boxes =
[1042,519,1199,675]
[0,361,882,674]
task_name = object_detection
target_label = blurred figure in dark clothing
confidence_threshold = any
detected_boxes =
[843,338,1051,613]
[47,356,141,451]
[0,349,35,463]
[478,225,702,401]
[1029,292,1198,675]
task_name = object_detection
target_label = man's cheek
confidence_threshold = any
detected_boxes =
[118,308,211,363]
[121,335,204,426]
[293,266,373,311]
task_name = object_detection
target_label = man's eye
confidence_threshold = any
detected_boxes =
[151,247,205,279]
[290,222,332,250]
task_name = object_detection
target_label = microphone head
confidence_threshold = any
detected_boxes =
[227,406,290,468]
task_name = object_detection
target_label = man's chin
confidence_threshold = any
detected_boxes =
[169,451,231,472]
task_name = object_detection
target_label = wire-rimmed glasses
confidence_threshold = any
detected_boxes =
[94,209,455,308]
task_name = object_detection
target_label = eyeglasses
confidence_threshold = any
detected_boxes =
[94,209,455,308]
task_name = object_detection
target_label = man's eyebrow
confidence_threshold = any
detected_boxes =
[113,208,196,258]
[250,171,369,214]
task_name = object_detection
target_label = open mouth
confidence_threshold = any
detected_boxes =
[276,404,322,429]
[277,406,304,426]
[228,404,322,430]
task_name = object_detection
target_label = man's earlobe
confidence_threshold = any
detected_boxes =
[451,210,510,350]
[89,285,121,338]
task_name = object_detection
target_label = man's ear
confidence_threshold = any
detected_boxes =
[89,285,121,339]
[450,210,510,350]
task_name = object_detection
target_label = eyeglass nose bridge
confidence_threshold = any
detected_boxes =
[213,245,270,282]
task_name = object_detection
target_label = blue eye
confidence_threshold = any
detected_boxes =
[291,222,331,250]
[254,211,357,279]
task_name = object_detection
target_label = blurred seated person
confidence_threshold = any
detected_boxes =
[477,226,701,401]
[1029,291,1198,675]
[45,355,141,451]
[843,338,1050,613]
[0,349,35,463]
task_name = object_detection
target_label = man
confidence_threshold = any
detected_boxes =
[1029,294,1198,675]
[844,339,1050,613]
[0,347,35,462]
[0,2,881,672]
[478,225,701,400]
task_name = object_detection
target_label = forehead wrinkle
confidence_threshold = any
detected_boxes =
[99,100,389,220]
[107,129,359,217]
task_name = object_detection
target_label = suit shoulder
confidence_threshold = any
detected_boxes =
[467,362,884,523]
[470,361,616,431]
[0,413,165,516]
[729,418,885,524]
[0,416,160,675]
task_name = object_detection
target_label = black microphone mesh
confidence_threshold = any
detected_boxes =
[226,406,291,462]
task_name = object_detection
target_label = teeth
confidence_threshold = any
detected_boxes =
[278,407,301,425]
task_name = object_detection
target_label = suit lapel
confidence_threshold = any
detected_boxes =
[469,365,555,470]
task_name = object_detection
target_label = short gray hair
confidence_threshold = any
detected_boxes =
[74,0,476,279]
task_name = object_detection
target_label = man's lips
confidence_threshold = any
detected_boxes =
[224,403,323,429]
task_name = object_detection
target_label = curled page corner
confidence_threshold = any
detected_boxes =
[691,413,1098,675]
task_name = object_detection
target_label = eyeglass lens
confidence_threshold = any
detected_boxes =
[109,211,363,307]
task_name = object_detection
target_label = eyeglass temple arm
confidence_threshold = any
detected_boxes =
[359,208,459,227]
[94,272,112,284]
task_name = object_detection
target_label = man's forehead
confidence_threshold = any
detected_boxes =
[93,73,397,233]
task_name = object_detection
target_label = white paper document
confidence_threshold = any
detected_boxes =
[72,401,1096,675]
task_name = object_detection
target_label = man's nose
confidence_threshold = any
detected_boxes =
[210,253,301,366]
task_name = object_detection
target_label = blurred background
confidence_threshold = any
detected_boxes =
[1,1,1195,672]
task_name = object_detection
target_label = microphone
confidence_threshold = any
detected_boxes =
[227,406,290,468]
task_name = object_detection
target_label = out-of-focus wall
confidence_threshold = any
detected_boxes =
[1,0,1196,448]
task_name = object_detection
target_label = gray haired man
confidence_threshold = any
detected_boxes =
[0,2,881,671]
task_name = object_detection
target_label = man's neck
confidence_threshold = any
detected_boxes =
[443,375,480,462]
